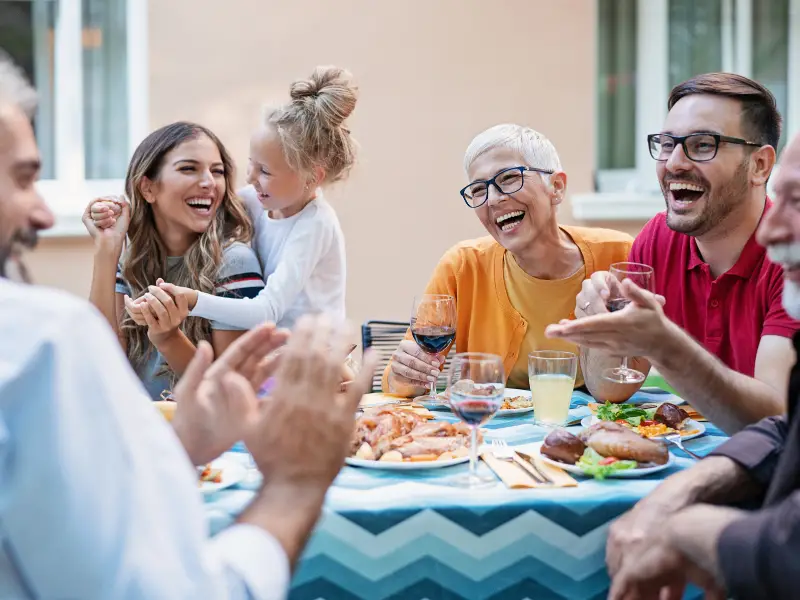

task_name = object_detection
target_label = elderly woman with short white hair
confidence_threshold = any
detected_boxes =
[383,123,633,396]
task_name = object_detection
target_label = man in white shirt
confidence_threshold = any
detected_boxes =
[0,51,374,599]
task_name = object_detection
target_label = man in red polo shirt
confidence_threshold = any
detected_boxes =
[546,73,797,434]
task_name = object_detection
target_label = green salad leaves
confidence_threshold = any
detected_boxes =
[595,401,657,427]
[576,448,637,480]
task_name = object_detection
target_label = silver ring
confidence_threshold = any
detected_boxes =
[582,301,591,311]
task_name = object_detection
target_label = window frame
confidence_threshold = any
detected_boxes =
[34,0,149,237]
[574,0,800,220]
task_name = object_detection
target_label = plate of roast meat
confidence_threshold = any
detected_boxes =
[535,422,674,479]
[346,405,479,470]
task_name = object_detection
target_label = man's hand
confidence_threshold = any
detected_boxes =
[609,530,725,600]
[234,315,378,567]
[171,323,289,465]
[547,279,670,358]
[243,315,377,488]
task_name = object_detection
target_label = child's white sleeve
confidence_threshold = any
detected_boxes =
[190,215,332,329]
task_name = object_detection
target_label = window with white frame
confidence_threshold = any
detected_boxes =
[0,0,147,235]
[576,0,800,220]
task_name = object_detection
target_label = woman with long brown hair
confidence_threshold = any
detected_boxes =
[83,121,265,399]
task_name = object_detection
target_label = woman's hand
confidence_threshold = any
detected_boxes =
[125,279,190,345]
[389,339,442,390]
[82,195,129,242]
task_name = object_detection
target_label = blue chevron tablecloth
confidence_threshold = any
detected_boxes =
[205,391,728,600]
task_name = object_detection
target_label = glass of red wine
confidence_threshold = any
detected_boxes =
[601,262,654,385]
[447,352,505,487]
[411,294,456,402]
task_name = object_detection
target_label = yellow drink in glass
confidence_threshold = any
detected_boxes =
[528,351,578,426]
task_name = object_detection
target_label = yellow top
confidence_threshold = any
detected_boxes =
[381,225,633,394]
[503,253,586,389]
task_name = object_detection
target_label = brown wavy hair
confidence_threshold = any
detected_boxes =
[121,122,253,377]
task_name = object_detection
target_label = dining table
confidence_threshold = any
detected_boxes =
[203,390,729,600]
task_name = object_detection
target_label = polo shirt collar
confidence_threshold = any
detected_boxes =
[687,198,771,278]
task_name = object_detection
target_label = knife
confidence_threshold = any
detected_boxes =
[509,452,547,484]
[516,451,555,484]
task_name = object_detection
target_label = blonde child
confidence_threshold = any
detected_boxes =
[97,66,357,331]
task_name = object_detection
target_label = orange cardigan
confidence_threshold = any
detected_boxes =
[382,225,633,391]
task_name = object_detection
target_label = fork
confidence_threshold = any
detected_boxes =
[659,433,704,460]
[490,439,550,484]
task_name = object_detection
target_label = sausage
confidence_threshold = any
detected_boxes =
[654,403,689,429]
[586,429,669,465]
[541,429,587,464]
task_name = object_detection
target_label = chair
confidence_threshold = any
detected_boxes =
[361,320,455,393]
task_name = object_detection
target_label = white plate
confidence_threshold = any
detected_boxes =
[532,441,674,478]
[198,456,247,495]
[345,454,470,470]
[580,416,705,441]
[422,388,534,416]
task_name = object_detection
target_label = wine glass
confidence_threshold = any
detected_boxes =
[601,262,654,384]
[447,352,505,488]
[410,294,456,402]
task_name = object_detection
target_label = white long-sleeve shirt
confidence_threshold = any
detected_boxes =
[0,278,289,600]
[190,186,346,330]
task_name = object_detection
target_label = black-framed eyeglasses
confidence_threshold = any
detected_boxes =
[460,165,554,208]
[647,132,762,162]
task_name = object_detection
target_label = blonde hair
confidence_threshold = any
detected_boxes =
[464,124,563,177]
[265,66,359,184]
[121,122,252,378]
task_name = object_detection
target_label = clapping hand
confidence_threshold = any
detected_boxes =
[243,315,378,488]
[171,323,289,465]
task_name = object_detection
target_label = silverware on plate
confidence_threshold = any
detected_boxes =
[656,432,704,460]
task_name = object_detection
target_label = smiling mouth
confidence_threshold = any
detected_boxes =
[495,210,525,232]
[668,182,706,209]
[186,197,213,215]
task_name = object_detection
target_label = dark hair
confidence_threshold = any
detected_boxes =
[668,73,782,150]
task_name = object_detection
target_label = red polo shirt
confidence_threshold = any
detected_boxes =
[629,204,797,377]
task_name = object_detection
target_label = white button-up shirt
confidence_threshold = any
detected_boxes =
[0,279,289,599]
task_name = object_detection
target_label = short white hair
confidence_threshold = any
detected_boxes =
[463,124,562,176]
[0,50,37,118]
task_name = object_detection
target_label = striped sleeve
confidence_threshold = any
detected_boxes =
[115,264,131,296]
[211,242,266,330]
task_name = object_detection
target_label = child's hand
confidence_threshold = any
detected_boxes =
[156,281,199,311]
[124,278,192,344]
[82,195,129,241]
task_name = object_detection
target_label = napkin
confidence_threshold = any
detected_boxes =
[482,452,578,489]
[682,405,707,422]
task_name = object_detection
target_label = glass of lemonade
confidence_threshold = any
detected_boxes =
[528,351,578,426]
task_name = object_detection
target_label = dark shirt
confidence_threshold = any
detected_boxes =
[711,331,800,599]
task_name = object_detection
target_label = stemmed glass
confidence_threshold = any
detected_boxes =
[447,352,505,487]
[411,294,456,402]
[601,262,654,384]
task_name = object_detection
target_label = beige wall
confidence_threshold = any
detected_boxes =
[31,0,642,332]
